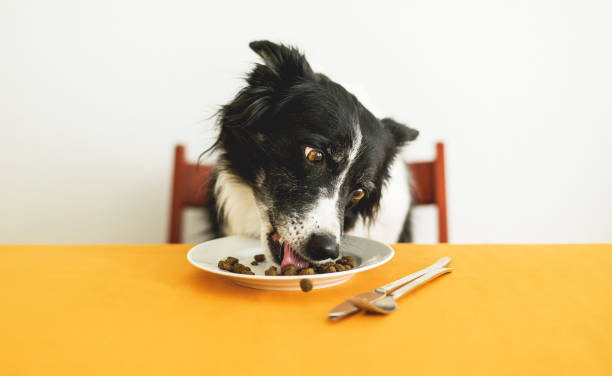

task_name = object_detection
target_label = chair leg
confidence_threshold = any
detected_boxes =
[168,145,185,243]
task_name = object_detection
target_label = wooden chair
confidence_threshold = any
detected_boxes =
[168,143,448,243]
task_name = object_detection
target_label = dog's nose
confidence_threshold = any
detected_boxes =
[306,234,339,260]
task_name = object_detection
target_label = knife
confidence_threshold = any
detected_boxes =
[327,257,451,320]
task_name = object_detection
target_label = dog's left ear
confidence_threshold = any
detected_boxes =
[249,40,314,81]
[219,41,315,131]
[381,118,419,146]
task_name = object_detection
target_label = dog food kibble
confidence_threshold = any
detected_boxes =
[232,262,254,275]
[265,266,279,276]
[216,257,255,274]
[218,255,357,276]
[337,256,355,268]
[298,268,315,275]
[218,261,232,271]
[300,278,313,292]
[281,264,297,276]
[232,263,243,273]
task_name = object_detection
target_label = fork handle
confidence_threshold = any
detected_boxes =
[389,267,452,300]
[376,257,451,294]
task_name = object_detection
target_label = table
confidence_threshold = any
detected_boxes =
[1,244,610,375]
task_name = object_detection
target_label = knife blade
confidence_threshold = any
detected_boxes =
[327,291,382,320]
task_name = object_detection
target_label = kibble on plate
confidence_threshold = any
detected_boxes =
[337,255,355,268]
[217,260,233,272]
[265,266,279,276]
[231,261,254,275]
[218,255,356,277]
[298,268,315,275]
[281,265,297,276]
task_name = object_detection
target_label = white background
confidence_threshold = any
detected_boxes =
[1,0,611,244]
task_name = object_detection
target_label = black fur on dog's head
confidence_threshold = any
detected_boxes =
[210,41,418,266]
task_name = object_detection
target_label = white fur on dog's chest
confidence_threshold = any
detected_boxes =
[214,169,261,237]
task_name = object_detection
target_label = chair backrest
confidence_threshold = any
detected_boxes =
[168,143,448,243]
[167,145,214,244]
[408,143,448,242]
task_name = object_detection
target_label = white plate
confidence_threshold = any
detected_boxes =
[187,235,394,291]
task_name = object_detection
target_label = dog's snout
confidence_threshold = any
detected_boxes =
[306,234,339,260]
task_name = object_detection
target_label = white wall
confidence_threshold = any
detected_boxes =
[1,0,611,244]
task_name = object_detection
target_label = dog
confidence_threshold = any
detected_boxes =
[206,41,418,269]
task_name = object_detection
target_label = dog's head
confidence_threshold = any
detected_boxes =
[214,41,418,268]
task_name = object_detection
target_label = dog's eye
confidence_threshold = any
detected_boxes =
[304,147,324,163]
[350,189,365,205]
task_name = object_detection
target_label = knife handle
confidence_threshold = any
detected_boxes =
[389,267,452,300]
[376,257,451,294]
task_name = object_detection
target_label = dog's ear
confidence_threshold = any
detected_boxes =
[249,40,314,81]
[381,118,419,147]
[219,41,315,131]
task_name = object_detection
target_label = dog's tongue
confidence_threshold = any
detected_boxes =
[281,243,309,270]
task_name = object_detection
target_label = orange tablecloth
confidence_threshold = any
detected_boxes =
[1,244,610,375]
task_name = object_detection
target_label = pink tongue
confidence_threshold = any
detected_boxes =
[281,243,310,271]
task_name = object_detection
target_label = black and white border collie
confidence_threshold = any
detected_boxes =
[206,41,418,270]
